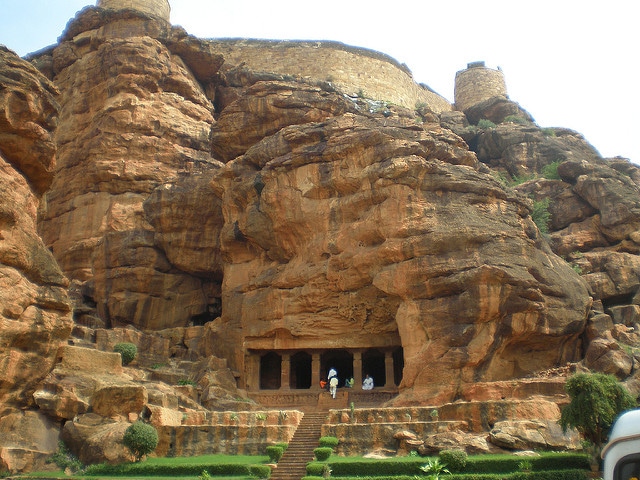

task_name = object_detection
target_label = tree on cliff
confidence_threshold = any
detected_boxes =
[560,373,636,451]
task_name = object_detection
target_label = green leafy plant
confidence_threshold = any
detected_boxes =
[542,127,557,137]
[122,421,159,462]
[314,447,333,462]
[178,379,197,386]
[503,114,529,124]
[113,342,137,366]
[532,198,551,234]
[256,413,266,422]
[560,373,636,449]
[266,445,284,463]
[430,408,439,420]
[518,459,533,471]
[47,441,83,473]
[322,464,332,478]
[542,160,562,180]
[477,119,497,129]
[439,449,467,472]
[419,458,451,479]
[318,436,339,448]
[199,470,212,480]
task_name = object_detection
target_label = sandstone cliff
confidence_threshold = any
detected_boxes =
[1,0,639,472]
[0,46,73,471]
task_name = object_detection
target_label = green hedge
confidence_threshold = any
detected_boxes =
[84,462,270,477]
[302,472,587,480]
[308,453,590,477]
[318,436,339,448]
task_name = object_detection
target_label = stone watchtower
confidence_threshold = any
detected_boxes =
[454,61,507,111]
[97,0,171,22]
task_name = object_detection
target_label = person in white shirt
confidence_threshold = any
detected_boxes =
[329,376,339,398]
[362,374,374,390]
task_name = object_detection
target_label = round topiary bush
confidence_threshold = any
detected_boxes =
[122,421,158,461]
[439,449,468,472]
[266,445,284,463]
[114,342,137,366]
[314,447,333,462]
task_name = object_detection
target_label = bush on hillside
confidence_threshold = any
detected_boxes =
[114,342,137,365]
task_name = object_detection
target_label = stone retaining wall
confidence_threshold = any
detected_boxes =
[153,410,303,457]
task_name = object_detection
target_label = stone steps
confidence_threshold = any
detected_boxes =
[271,411,327,480]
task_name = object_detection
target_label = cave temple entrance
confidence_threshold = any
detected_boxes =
[249,347,403,407]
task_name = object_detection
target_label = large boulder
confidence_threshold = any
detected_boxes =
[213,108,591,403]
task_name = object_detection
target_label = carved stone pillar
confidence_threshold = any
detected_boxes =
[312,352,321,390]
[281,353,290,390]
[246,353,258,391]
[384,350,394,388]
[353,351,363,390]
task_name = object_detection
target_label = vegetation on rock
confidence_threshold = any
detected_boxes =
[122,422,159,462]
[560,373,636,451]
[114,342,138,366]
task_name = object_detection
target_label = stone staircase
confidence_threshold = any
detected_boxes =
[271,410,328,480]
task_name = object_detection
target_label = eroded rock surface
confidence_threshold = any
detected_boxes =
[0,46,73,474]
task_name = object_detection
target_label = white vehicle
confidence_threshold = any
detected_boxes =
[602,409,640,480]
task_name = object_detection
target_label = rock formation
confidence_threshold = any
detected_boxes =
[0,46,73,472]
[1,0,640,473]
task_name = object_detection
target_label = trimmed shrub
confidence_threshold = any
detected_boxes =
[249,465,272,478]
[314,447,333,461]
[84,462,268,476]
[440,449,468,472]
[114,342,137,365]
[274,442,289,452]
[122,421,158,461]
[266,445,284,463]
[318,436,339,448]
[307,463,326,476]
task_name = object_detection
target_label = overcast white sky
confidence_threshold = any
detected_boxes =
[1,0,637,164]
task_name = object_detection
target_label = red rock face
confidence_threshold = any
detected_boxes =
[38,9,220,330]
[0,47,73,472]
[214,110,590,403]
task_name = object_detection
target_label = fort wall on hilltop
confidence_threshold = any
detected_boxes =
[206,39,453,114]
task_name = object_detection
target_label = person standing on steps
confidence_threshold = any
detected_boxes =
[329,375,339,399]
